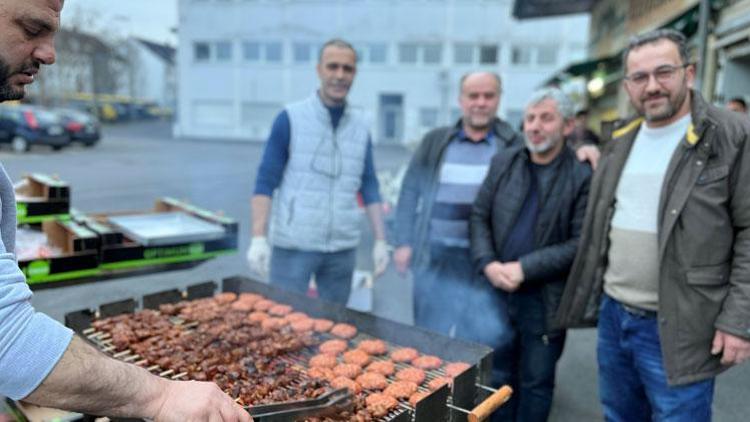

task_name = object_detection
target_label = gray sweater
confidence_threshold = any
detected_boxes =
[0,164,73,399]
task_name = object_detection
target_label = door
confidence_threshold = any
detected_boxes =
[378,94,403,144]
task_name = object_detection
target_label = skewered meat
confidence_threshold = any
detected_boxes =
[333,363,362,379]
[396,367,425,385]
[313,318,334,332]
[444,362,471,377]
[390,347,419,363]
[357,339,387,355]
[412,355,442,370]
[343,349,371,366]
[384,381,418,399]
[366,360,395,376]
[428,377,452,391]
[319,339,348,355]
[365,393,398,417]
[309,354,338,369]
[356,372,388,390]
[331,323,357,339]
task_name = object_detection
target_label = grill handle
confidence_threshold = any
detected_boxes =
[468,385,513,422]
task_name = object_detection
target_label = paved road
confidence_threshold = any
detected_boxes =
[1,121,747,421]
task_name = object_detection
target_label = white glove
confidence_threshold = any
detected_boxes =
[247,236,271,279]
[373,239,390,277]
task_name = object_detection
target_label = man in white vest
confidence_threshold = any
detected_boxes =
[247,39,388,304]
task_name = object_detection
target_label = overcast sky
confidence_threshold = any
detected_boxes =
[61,0,178,45]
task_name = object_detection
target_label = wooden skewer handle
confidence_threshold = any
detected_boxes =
[468,385,513,422]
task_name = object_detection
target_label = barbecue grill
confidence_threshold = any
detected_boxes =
[64,276,509,422]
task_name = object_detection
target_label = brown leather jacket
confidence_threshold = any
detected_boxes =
[555,91,750,386]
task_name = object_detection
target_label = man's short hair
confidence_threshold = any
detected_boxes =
[575,109,589,118]
[526,88,575,120]
[729,97,747,110]
[459,72,502,94]
[318,39,357,63]
[622,29,690,71]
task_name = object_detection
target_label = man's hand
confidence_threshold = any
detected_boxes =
[484,261,522,292]
[246,237,271,279]
[373,239,390,277]
[393,246,412,275]
[151,380,252,422]
[711,330,750,366]
[576,145,601,170]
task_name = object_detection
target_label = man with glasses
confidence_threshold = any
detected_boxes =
[557,29,750,421]
[248,39,388,305]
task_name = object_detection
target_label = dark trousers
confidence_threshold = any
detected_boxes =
[492,289,566,422]
[269,246,356,305]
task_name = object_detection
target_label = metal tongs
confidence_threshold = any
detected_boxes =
[243,388,353,421]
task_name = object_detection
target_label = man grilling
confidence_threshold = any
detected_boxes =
[0,1,251,420]
[470,88,591,421]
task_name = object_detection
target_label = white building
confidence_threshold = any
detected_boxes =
[175,0,589,143]
[119,38,177,109]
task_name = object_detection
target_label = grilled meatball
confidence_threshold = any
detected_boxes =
[409,391,430,407]
[285,312,309,322]
[412,355,442,370]
[444,362,471,377]
[290,318,314,333]
[396,368,425,385]
[333,363,362,379]
[331,376,362,394]
[357,339,387,355]
[319,339,349,355]
[384,381,418,399]
[343,349,371,366]
[214,292,237,304]
[261,317,287,331]
[309,354,338,369]
[365,393,398,417]
[366,360,395,376]
[331,323,358,339]
[427,377,452,391]
[268,304,293,316]
[230,300,254,312]
[247,311,269,323]
[356,372,388,390]
[390,347,419,363]
[238,292,263,304]
[313,318,334,333]
[253,299,276,312]
[307,367,335,381]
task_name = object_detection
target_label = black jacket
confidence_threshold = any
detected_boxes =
[470,145,591,332]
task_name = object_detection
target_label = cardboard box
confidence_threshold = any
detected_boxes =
[14,173,70,225]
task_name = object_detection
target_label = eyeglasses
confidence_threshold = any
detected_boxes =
[624,64,689,87]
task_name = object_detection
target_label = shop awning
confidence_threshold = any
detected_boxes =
[512,0,595,19]
[543,54,622,86]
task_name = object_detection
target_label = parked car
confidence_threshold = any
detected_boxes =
[0,105,70,152]
[56,108,100,146]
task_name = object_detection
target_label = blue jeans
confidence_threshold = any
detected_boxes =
[598,295,715,422]
[487,289,565,422]
[269,246,356,305]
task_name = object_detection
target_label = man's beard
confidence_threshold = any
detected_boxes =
[525,133,560,154]
[0,56,35,102]
[636,84,689,124]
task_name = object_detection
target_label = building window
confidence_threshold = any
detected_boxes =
[243,42,260,61]
[420,107,439,127]
[293,42,312,63]
[479,45,498,64]
[369,43,388,64]
[537,45,557,65]
[398,43,418,64]
[512,46,531,65]
[454,43,474,64]
[194,42,210,61]
[265,42,283,63]
[216,41,232,61]
[423,43,442,65]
